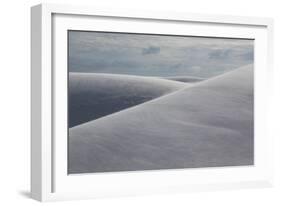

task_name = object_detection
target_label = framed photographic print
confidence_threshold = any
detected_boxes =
[31,3,274,201]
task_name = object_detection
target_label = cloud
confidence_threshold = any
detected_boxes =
[68,31,254,78]
[190,66,202,71]
[241,51,254,61]
[142,46,160,55]
[208,49,233,60]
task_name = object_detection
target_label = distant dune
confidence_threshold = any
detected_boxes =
[69,65,253,174]
[163,76,205,83]
[69,73,188,127]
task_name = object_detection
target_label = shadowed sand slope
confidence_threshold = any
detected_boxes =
[163,76,205,83]
[69,73,188,127]
[69,65,253,174]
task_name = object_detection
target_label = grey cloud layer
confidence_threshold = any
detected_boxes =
[142,46,161,55]
[68,31,253,77]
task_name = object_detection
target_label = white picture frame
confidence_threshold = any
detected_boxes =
[31,3,274,202]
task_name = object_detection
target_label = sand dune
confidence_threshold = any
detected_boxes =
[69,73,188,127]
[69,65,253,174]
[163,76,205,83]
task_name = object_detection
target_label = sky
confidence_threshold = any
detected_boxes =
[68,31,254,78]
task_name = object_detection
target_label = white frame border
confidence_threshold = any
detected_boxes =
[31,3,274,202]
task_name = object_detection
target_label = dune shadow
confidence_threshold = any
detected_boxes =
[69,73,187,127]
